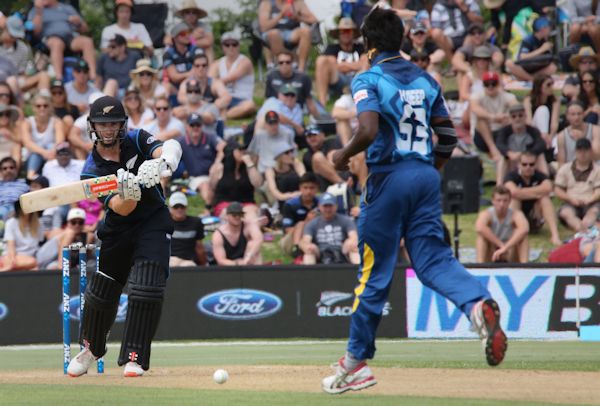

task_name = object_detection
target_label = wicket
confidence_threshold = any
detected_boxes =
[62,243,104,374]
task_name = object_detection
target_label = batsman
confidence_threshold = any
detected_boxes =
[67,96,181,377]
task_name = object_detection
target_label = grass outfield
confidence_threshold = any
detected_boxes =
[0,340,599,405]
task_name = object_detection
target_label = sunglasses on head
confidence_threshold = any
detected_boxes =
[278,60,292,65]
[483,80,498,88]
[580,59,595,65]
[284,92,296,98]
[69,219,84,226]
[223,42,239,48]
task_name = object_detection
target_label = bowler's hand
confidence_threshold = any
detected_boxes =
[332,149,349,171]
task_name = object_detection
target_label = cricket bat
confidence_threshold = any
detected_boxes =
[19,175,118,213]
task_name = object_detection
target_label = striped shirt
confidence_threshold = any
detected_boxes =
[0,179,30,206]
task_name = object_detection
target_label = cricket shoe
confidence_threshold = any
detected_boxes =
[322,357,377,394]
[123,361,144,377]
[67,348,97,377]
[471,298,508,366]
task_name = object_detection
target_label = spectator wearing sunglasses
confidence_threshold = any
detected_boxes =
[0,200,43,271]
[178,51,231,114]
[504,151,561,246]
[402,22,445,72]
[49,80,79,137]
[168,192,206,267]
[470,71,518,164]
[452,22,503,77]
[64,59,100,114]
[0,103,22,168]
[410,49,442,85]
[141,95,185,141]
[256,84,304,137]
[0,156,29,222]
[163,22,200,88]
[96,34,141,98]
[209,31,256,120]
[315,18,367,106]
[129,59,167,110]
[173,0,214,63]
[173,79,221,134]
[555,101,600,168]
[563,47,600,103]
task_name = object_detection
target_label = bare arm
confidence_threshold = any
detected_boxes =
[219,58,253,85]
[502,210,530,251]
[470,97,494,120]
[107,195,137,216]
[458,73,472,102]
[332,111,379,170]
[211,79,233,111]
[20,120,47,156]
[31,1,44,37]
[68,125,92,153]
[451,51,470,74]
[523,97,533,124]
[208,161,223,190]
[505,179,552,201]
[212,229,237,266]
[195,240,207,265]
[54,118,66,144]
[305,96,320,118]
[166,65,190,85]
[556,131,566,167]
[265,167,297,202]
[258,0,283,32]
[296,0,318,24]
[298,233,317,256]
[177,78,189,104]
[475,210,504,248]
[242,221,263,264]
[592,125,600,162]
[519,42,552,60]
[554,185,574,205]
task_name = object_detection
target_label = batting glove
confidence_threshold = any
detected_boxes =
[117,168,141,201]
[137,158,162,188]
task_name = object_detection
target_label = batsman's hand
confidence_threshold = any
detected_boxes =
[137,158,163,188]
[117,168,141,201]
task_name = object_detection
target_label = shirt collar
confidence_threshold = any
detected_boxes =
[371,51,402,65]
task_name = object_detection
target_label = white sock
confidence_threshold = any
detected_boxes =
[343,352,363,371]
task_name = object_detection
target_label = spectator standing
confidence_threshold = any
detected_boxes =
[475,185,529,263]
[177,113,225,205]
[100,0,153,56]
[123,88,154,131]
[315,18,367,105]
[299,192,359,265]
[64,60,100,114]
[212,202,263,266]
[49,79,79,137]
[142,96,185,141]
[172,79,220,134]
[178,52,231,113]
[504,151,561,246]
[209,32,256,120]
[28,0,97,81]
[430,0,483,60]
[556,101,600,167]
[174,0,214,63]
[0,201,43,271]
[129,59,167,109]
[0,157,29,221]
[523,73,559,147]
[555,138,600,232]
[168,192,206,267]
[21,93,65,179]
[96,34,141,98]
[257,0,318,71]
[247,110,295,173]
[564,0,600,53]
[163,22,198,88]
[0,104,22,167]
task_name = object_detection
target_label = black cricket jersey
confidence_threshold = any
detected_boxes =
[81,129,170,235]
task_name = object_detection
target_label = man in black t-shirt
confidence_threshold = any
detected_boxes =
[280,172,319,256]
[264,50,319,117]
[169,192,206,266]
[315,18,367,105]
[504,151,561,246]
[302,125,344,191]
[96,34,140,97]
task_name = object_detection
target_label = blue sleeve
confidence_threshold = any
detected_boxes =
[431,86,449,119]
[133,129,163,159]
[351,72,381,115]
[162,49,174,68]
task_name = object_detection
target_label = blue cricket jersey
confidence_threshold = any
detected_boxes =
[351,51,449,170]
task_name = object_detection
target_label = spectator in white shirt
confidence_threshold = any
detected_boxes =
[41,142,84,187]
[100,0,153,56]
[141,96,185,141]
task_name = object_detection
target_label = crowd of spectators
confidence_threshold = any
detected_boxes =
[1,0,600,270]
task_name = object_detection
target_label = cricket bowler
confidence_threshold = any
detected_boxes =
[67,95,181,377]
[322,7,508,394]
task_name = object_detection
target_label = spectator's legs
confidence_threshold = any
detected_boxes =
[588,24,600,55]
[539,63,557,77]
[102,79,119,97]
[198,181,214,210]
[476,234,493,262]
[475,120,500,161]
[336,117,352,145]
[558,206,582,231]
[569,23,583,45]
[515,236,529,263]
[535,153,549,176]
[581,206,599,230]
[495,156,506,186]
[342,239,360,264]
[289,26,311,72]
[70,36,97,80]
[20,71,51,93]
[505,60,533,82]
[226,100,257,120]
[430,29,454,61]
[315,55,337,105]
[312,151,344,184]
[303,250,319,264]
[537,197,562,246]
[169,257,196,267]
[266,29,285,60]
[62,115,74,137]
[47,37,66,80]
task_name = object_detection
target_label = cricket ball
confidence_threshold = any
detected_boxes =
[213,369,229,384]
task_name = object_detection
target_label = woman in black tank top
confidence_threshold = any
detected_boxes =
[265,145,305,207]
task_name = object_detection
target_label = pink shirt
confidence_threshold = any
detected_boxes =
[78,199,103,225]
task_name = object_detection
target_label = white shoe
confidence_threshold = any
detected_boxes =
[67,348,97,377]
[470,299,508,366]
[322,357,377,394]
[123,361,144,377]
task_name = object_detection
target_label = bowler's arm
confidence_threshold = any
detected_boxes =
[332,111,378,170]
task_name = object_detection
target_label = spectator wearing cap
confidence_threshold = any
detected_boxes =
[504,151,562,246]
[67,91,104,160]
[0,156,29,221]
[129,59,167,109]
[257,0,318,72]
[178,51,231,114]
[209,139,263,219]
[100,0,154,56]
[494,103,548,185]
[0,104,22,167]
[265,50,320,117]
[401,22,445,72]
[174,0,214,63]
[555,101,600,168]
[564,0,600,54]
[49,79,79,137]
[302,125,345,191]
[163,21,200,87]
[563,47,600,102]
[256,83,304,136]
[177,113,226,205]
[315,18,367,106]
[28,0,97,82]
[168,192,206,267]
[64,59,100,114]
[208,31,257,120]
[452,22,503,76]
[506,16,557,82]
[173,78,220,134]
[212,201,263,266]
[22,93,65,179]
[1,200,43,271]
[123,88,154,131]
[142,95,185,141]
[41,142,84,187]
[470,71,518,163]
[96,33,142,98]
[247,110,295,173]
[410,49,442,85]
[0,15,50,94]
[299,192,359,265]
[430,0,483,60]
[265,143,306,208]
[555,137,600,232]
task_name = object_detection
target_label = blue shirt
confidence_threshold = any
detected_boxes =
[351,52,448,169]
[177,132,220,177]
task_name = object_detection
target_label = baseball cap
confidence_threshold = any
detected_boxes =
[67,208,86,221]
[74,59,89,72]
[169,192,188,207]
[109,34,127,47]
[171,22,189,38]
[191,47,206,61]
[576,138,592,150]
[6,15,25,39]
[508,103,525,114]
[472,45,492,59]
[533,17,550,32]
[55,142,72,154]
[273,143,295,159]
[186,79,201,92]
[221,31,241,43]
[304,125,321,136]
[188,113,203,125]
[265,110,279,124]
[467,22,484,34]
[226,202,245,215]
[482,71,500,83]
[410,22,427,35]
[319,193,337,206]
[279,83,298,96]
[50,79,64,89]
[27,175,49,189]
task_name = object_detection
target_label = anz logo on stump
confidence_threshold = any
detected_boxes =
[58,295,129,322]
[197,289,282,320]
[0,302,8,321]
